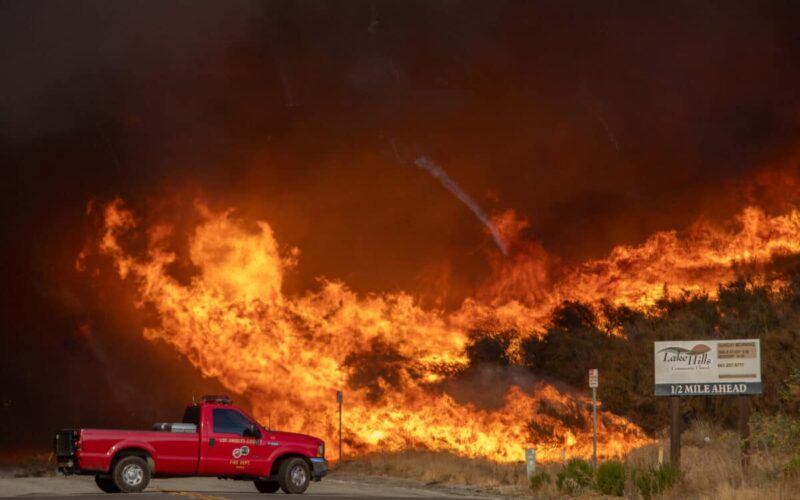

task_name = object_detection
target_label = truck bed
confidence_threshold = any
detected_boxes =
[77,428,200,475]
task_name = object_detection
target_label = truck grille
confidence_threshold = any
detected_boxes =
[54,430,77,457]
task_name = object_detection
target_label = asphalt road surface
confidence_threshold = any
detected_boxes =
[0,474,501,499]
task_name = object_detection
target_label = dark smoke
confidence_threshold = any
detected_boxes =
[343,339,409,403]
[3,0,800,452]
[441,365,538,411]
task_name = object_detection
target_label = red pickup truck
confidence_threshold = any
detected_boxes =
[53,396,327,494]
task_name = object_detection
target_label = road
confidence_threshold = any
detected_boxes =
[0,474,501,499]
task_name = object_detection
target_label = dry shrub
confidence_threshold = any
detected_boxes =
[528,468,551,491]
[625,439,667,469]
[12,453,55,478]
[555,458,593,495]
[679,420,744,493]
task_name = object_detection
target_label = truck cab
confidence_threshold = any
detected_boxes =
[54,396,327,494]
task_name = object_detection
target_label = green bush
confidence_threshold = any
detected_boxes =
[750,411,800,453]
[595,460,625,496]
[556,459,593,495]
[783,454,800,479]
[632,463,681,499]
[528,469,550,491]
[632,468,655,500]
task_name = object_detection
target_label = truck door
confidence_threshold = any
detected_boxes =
[199,407,269,476]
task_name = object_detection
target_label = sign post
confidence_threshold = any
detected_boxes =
[336,390,343,466]
[654,339,762,468]
[738,395,751,467]
[670,397,680,466]
[588,368,598,470]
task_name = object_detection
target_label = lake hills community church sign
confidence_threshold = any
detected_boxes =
[654,339,762,396]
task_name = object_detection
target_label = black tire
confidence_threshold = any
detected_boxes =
[278,457,311,494]
[95,475,121,493]
[112,456,150,493]
[254,480,281,493]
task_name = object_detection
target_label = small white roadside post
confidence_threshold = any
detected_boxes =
[336,390,343,466]
[525,448,536,480]
[588,368,599,470]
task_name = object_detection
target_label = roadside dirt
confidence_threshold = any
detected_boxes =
[0,471,507,498]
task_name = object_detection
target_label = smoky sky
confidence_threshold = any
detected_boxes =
[2,0,800,451]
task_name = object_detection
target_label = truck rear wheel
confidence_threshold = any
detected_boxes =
[278,457,310,494]
[95,475,121,493]
[254,480,280,493]
[112,456,150,493]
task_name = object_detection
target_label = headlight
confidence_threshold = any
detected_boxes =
[317,443,325,458]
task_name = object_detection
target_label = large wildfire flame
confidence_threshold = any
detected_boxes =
[79,197,800,463]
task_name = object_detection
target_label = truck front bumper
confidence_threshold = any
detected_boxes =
[309,458,328,481]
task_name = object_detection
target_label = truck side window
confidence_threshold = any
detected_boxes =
[212,408,254,436]
[182,406,201,427]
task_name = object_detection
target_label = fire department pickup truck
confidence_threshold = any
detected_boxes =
[53,396,327,494]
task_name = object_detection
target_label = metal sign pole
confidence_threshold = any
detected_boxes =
[588,368,598,470]
[336,390,343,466]
[592,386,597,470]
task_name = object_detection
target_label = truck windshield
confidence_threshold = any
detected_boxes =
[212,408,255,436]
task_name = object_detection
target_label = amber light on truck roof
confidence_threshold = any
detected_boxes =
[200,395,232,405]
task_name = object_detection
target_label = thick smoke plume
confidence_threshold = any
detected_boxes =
[415,155,508,256]
[4,0,800,453]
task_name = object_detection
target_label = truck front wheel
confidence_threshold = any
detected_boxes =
[95,475,121,493]
[278,458,310,494]
[112,456,150,493]
[254,480,280,493]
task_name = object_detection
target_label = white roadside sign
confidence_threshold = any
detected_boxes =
[654,339,762,396]
[588,368,598,388]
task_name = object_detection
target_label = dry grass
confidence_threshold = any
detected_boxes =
[655,420,800,499]
[336,449,565,496]
[338,420,800,498]
[10,453,56,478]
[337,449,525,486]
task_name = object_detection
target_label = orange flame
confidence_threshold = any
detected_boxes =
[83,197,800,463]
[471,206,800,333]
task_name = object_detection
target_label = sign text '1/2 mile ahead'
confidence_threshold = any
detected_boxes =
[654,339,762,396]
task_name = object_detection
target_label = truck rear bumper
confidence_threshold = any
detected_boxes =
[309,458,327,481]
[57,458,80,475]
